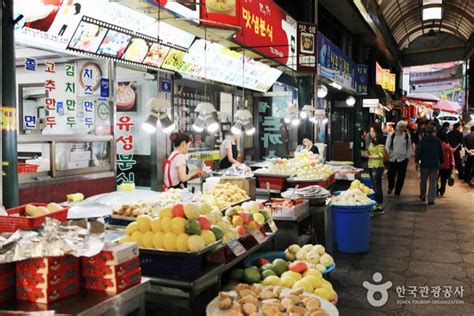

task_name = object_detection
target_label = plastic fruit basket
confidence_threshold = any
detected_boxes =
[0,203,69,232]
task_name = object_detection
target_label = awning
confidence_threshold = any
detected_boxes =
[432,100,461,113]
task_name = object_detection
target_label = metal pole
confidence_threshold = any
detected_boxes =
[2,0,19,207]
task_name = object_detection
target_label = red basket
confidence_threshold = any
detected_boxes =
[0,203,69,233]
[18,163,39,174]
[257,176,287,190]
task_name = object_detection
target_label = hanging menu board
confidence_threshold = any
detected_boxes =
[162,39,282,92]
[67,16,174,71]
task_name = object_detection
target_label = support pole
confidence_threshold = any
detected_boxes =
[2,0,19,207]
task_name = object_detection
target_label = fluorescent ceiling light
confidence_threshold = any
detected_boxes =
[422,7,442,21]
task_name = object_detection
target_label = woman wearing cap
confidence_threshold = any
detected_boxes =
[162,133,200,190]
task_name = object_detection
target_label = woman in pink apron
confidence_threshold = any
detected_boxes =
[162,133,200,190]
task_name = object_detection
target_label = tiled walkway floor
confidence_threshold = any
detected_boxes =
[331,165,474,315]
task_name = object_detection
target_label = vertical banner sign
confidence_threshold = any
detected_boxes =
[355,64,368,95]
[44,61,58,131]
[317,32,355,92]
[1,107,17,131]
[388,73,396,92]
[234,0,297,70]
[296,22,317,73]
[375,62,383,86]
[382,69,390,90]
[116,116,136,184]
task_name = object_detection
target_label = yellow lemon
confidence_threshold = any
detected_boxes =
[292,280,313,293]
[142,231,155,248]
[152,232,164,249]
[187,235,205,252]
[151,218,162,233]
[262,275,282,286]
[302,276,324,289]
[131,231,144,247]
[281,276,297,288]
[200,229,216,245]
[176,233,190,252]
[321,279,334,290]
[125,222,138,235]
[136,215,153,233]
[172,217,187,235]
[163,232,177,251]
[303,269,323,279]
[281,271,302,281]
[314,287,332,301]
[161,217,173,233]
[158,207,173,219]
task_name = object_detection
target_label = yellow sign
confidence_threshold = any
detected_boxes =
[1,107,17,131]
[388,73,396,92]
[382,69,390,90]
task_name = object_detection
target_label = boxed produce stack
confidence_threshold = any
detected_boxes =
[16,256,80,304]
[82,242,141,294]
[0,263,16,304]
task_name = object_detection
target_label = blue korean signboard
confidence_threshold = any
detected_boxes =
[317,32,356,92]
[355,64,368,95]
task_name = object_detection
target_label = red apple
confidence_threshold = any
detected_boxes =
[197,216,211,230]
[235,226,246,236]
[237,211,250,225]
[289,261,308,273]
[172,204,185,218]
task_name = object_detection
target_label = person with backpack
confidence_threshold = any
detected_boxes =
[163,133,200,190]
[385,120,412,196]
[437,134,455,196]
[416,125,445,205]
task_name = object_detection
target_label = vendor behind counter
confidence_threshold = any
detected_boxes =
[219,132,240,169]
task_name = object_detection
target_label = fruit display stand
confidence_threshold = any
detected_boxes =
[286,173,336,189]
[0,279,150,316]
[144,233,276,316]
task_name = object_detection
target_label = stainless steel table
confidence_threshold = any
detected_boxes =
[0,279,150,316]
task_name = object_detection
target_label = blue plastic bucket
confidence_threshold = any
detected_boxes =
[361,177,372,188]
[332,204,373,253]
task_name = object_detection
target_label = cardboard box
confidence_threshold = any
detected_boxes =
[0,286,16,305]
[82,242,138,266]
[17,256,78,275]
[0,269,16,290]
[17,266,79,288]
[82,256,140,278]
[84,268,141,294]
[220,177,256,200]
[17,276,80,304]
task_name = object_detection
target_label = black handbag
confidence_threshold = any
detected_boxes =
[448,173,455,186]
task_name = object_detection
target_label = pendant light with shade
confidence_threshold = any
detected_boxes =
[193,26,219,133]
[231,48,255,136]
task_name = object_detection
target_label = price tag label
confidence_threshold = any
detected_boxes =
[251,230,267,244]
[228,239,246,256]
[268,219,278,233]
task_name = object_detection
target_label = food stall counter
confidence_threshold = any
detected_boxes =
[0,279,150,316]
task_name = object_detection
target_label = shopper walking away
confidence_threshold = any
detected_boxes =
[416,125,444,205]
[438,134,455,196]
[362,124,385,215]
[385,120,412,196]
[448,123,465,179]
[464,126,474,184]
[437,122,450,140]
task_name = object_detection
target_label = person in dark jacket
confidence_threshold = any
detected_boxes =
[464,126,474,183]
[416,124,445,205]
[437,122,450,139]
[448,123,464,179]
